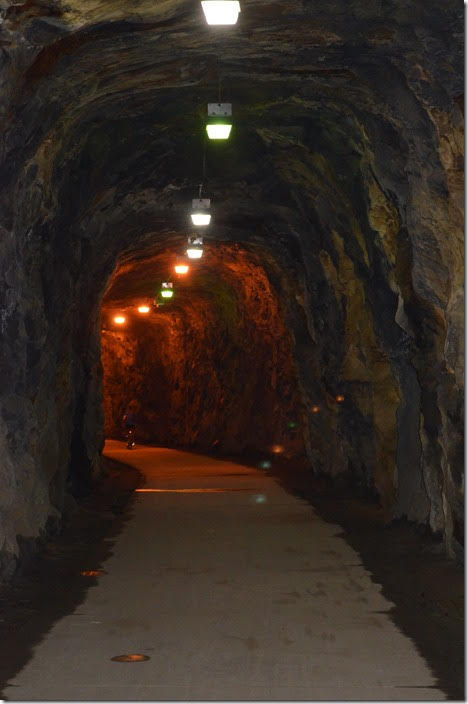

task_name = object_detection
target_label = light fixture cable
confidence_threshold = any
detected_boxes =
[199,137,207,198]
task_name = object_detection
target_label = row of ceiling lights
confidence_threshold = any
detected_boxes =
[201,4,347,412]
[112,199,210,324]
[112,1,240,326]
[111,3,347,422]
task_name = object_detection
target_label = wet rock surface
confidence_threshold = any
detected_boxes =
[0,0,464,572]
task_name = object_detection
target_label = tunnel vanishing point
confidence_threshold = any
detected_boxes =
[0,0,464,579]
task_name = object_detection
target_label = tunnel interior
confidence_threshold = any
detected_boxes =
[0,0,463,577]
[101,241,306,459]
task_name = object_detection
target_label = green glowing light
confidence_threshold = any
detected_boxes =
[206,123,232,140]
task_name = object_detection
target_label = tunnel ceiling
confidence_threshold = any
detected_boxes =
[1,0,462,248]
[0,0,464,576]
[1,1,463,350]
[102,242,283,316]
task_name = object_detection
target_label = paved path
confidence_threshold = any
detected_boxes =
[5,442,445,700]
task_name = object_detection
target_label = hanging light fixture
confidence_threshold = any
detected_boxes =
[201,1,240,25]
[174,257,190,275]
[186,236,203,259]
[114,315,126,325]
[160,282,174,299]
[206,103,232,140]
[191,198,211,226]
[137,305,150,314]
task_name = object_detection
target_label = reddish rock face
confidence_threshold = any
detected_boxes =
[101,244,306,458]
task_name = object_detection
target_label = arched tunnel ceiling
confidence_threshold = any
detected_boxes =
[1,0,462,218]
[1,0,463,322]
[0,0,464,572]
[101,242,282,330]
[1,1,463,299]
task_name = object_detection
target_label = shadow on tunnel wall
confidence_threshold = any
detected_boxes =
[0,459,142,698]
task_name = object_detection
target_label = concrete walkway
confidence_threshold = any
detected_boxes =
[4,441,445,700]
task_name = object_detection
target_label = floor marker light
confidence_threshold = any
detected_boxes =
[191,198,211,226]
[206,103,232,140]
[137,305,150,314]
[186,236,203,259]
[160,282,174,299]
[114,315,126,325]
[201,1,240,25]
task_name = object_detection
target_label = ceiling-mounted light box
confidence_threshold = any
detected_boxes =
[201,1,240,25]
[206,103,232,140]
[160,282,174,299]
[186,236,204,259]
[174,256,190,275]
[191,198,211,226]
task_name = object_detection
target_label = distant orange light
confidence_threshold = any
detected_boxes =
[111,653,150,662]
[114,315,126,325]
[80,570,104,577]
[271,444,284,454]
[336,395,345,403]
[311,405,320,413]
[174,264,189,275]
[138,305,150,314]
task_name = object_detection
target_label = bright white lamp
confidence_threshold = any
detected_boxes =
[191,212,211,225]
[206,124,232,139]
[186,236,204,259]
[191,198,211,226]
[201,1,240,25]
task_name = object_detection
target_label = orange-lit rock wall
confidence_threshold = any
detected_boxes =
[101,249,305,459]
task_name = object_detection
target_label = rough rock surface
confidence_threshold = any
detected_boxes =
[0,0,463,575]
[101,245,305,457]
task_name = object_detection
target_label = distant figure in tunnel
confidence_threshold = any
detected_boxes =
[122,401,138,448]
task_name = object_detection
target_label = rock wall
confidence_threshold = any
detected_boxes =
[101,246,306,458]
[0,0,463,576]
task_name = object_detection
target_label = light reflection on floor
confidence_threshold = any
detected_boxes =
[135,487,261,493]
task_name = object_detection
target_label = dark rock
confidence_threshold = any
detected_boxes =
[0,0,463,574]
